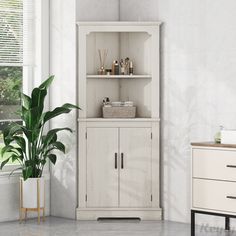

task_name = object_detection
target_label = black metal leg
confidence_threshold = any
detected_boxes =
[225,217,230,231]
[191,210,195,236]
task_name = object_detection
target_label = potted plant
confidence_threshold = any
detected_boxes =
[0,75,80,222]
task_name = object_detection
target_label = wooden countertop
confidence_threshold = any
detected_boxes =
[191,142,236,149]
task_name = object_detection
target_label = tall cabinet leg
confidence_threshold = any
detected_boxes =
[191,210,195,236]
[19,180,22,223]
[225,217,230,231]
[37,179,40,224]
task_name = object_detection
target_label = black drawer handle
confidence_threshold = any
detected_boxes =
[115,153,118,169]
[226,196,236,200]
[121,153,124,169]
[226,165,236,168]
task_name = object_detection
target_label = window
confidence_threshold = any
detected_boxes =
[0,0,23,165]
[0,0,49,169]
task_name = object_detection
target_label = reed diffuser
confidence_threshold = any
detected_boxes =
[98,49,108,75]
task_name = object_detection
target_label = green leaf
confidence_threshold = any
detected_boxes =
[43,128,72,147]
[3,123,31,145]
[11,154,20,163]
[4,123,23,144]
[42,133,57,149]
[13,136,26,154]
[0,158,10,170]
[31,87,47,115]
[62,103,81,110]
[47,154,57,165]
[39,75,54,90]
[22,106,42,130]
[21,93,31,109]
[52,141,65,153]
[21,106,28,123]
[40,159,47,165]
[43,107,71,123]
[25,160,33,167]
[3,124,16,145]
[1,145,17,157]
[31,128,41,143]
[22,167,33,180]
[43,147,54,156]
[43,103,80,124]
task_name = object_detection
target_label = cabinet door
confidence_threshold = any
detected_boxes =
[119,128,152,208]
[87,128,119,207]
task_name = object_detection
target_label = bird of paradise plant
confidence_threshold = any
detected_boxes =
[0,75,80,180]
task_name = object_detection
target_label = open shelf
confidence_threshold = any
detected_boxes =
[77,24,160,119]
[87,75,152,79]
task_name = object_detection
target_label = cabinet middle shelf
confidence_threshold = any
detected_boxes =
[86,75,152,79]
[78,118,160,122]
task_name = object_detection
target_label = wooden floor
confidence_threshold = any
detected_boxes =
[0,217,235,236]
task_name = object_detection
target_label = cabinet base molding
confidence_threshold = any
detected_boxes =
[76,208,162,220]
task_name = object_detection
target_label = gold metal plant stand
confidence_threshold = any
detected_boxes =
[19,178,45,224]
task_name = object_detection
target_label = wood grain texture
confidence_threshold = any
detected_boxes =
[191,142,236,149]
[77,22,161,220]
[119,128,152,208]
[86,128,119,208]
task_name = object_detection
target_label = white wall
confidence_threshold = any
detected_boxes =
[49,0,77,219]
[120,0,236,227]
[49,0,119,219]
[76,0,119,21]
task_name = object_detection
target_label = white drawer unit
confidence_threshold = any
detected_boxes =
[191,142,236,236]
[193,149,236,181]
[193,179,236,213]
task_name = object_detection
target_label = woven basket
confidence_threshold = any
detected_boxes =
[102,106,136,118]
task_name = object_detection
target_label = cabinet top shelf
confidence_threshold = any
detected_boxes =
[87,75,151,79]
[76,21,162,26]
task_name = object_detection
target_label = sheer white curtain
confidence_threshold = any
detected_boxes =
[23,0,35,94]
[0,0,23,66]
[0,0,49,95]
[0,0,39,96]
[23,0,49,95]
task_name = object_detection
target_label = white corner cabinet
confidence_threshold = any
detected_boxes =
[191,142,236,236]
[76,22,162,220]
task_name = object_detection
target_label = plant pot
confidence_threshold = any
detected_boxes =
[20,177,45,208]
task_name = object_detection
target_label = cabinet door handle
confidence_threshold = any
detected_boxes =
[226,165,236,168]
[115,153,118,169]
[121,153,124,169]
[226,196,236,199]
